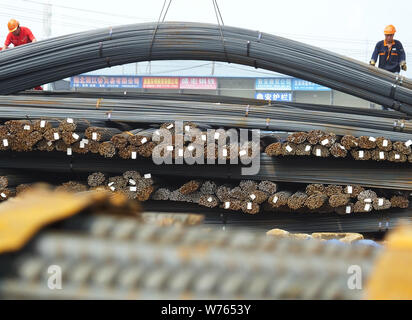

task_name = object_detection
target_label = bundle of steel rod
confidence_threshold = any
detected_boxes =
[1,22,412,115]
[1,163,408,217]
[87,171,155,201]
[14,91,412,120]
[14,91,412,127]
[0,176,14,202]
[0,119,263,161]
[266,229,366,243]
[0,212,379,299]
[0,170,155,203]
[265,131,412,163]
[0,96,411,141]
[6,169,407,216]
[0,168,91,200]
[150,179,409,216]
[142,200,412,233]
[0,118,117,155]
[1,117,411,167]
[1,172,406,234]
[0,118,143,157]
[0,151,410,190]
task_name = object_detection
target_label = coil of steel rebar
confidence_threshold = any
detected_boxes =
[1,22,412,115]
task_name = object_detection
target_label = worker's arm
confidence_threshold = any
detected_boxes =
[2,33,12,51]
[398,41,406,61]
[397,41,407,71]
[370,43,379,66]
[31,38,37,43]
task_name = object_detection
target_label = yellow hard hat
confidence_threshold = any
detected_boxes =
[384,25,396,35]
[8,19,19,33]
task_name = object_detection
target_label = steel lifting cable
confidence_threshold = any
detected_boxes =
[212,0,229,63]
[148,0,172,63]
[213,0,225,25]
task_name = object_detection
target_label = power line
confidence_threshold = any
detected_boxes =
[1,4,128,27]
[11,1,412,50]
[0,11,112,30]
[145,62,213,75]
[215,62,289,76]
[21,0,151,21]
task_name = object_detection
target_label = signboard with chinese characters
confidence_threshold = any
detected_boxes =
[71,75,141,88]
[292,79,330,91]
[180,77,217,90]
[142,77,180,89]
[255,92,292,102]
[255,78,293,91]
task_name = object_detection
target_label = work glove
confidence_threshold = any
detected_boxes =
[400,61,407,71]
[369,59,376,66]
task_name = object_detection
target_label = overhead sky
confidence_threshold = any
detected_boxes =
[1,0,412,77]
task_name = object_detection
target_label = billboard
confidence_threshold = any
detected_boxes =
[255,78,292,91]
[142,77,180,89]
[180,77,217,90]
[256,78,330,91]
[292,79,330,91]
[71,75,141,88]
[255,92,292,102]
[71,75,217,90]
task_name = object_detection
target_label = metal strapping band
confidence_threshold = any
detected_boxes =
[98,42,103,58]
[399,75,404,86]
[109,27,113,40]
[96,98,102,109]
[393,119,405,132]
[400,120,405,130]
[390,74,404,99]
[390,83,397,99]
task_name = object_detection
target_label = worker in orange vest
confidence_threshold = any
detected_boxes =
[2,19,42,90]
[370,25,407,73]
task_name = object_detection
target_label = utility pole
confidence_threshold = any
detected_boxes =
[43,1,52,39]
[43,1,52,90]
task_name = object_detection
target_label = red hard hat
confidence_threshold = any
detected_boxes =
[8,19,19,33]
[384,25,396,35]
